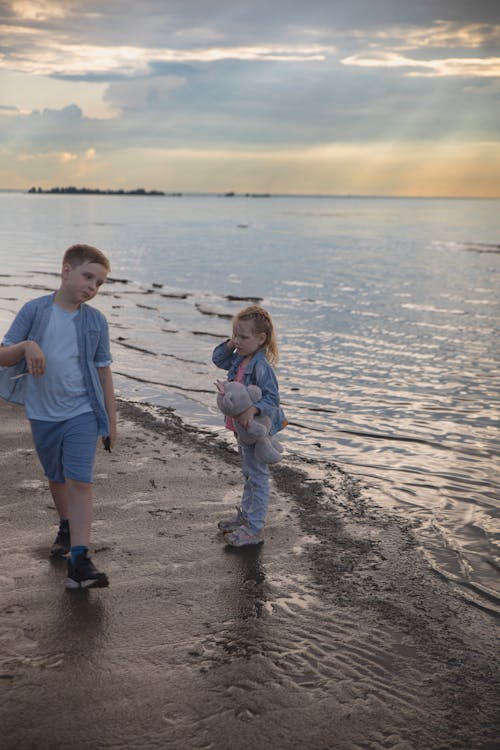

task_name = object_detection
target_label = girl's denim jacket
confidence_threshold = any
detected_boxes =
[0,293,112,435]
[212,340,286,436]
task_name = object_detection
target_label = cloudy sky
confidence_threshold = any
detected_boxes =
[1,0,499,196]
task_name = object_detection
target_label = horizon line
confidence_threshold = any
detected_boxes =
[0,187,498,200]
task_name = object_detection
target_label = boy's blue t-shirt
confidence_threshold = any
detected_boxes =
[1,297,113,432]
[24,304,93,421]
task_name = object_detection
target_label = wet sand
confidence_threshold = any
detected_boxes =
[0,398,498,750]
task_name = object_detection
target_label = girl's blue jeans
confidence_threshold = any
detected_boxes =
[240,442,270,534]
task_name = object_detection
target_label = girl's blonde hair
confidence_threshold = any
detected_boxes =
[234,305,279,365]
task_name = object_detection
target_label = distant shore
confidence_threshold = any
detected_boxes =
[26,186,271,198]
[27,186,170,196]
[3,188,493,199]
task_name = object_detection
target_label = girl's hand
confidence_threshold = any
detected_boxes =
[236,406,258,430]
[24,341,45,377]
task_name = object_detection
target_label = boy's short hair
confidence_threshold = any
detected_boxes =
[63,244,111,272]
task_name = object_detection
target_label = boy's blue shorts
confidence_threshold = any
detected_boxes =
[30,412,99,484]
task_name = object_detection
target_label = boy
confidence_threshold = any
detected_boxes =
[0,244,116,589]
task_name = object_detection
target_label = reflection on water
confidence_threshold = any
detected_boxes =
[0,192,498,612]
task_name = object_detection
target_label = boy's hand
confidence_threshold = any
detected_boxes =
[236,406,258,430]
[24,341,45,377]
[102,425,117,452]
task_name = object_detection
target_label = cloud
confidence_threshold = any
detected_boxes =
[0,0,499,195]
[17,149,77,163]
[1,54,497,157]
[11,0,67,21]
[355,21,500,50]
[0,104,101,151]
[341,20,500,78]
[0,104,19,113]
[1,41,332,79]
[342,52,500,77]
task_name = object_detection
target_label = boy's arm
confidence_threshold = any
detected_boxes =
[0,341,45,375]
[97,366,117,448]
[2,300,45,375]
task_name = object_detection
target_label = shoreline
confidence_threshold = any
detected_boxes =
[1,396,499,749]
[0,196,498,616]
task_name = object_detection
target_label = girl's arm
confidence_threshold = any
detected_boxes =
[236,362,280,429]
[252,361,280,420]
[212,339,236,370]
[97,366,117,448]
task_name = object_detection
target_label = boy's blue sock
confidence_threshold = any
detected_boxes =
[70,545,88,564]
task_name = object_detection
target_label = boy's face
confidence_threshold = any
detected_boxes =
[61,261,108,304]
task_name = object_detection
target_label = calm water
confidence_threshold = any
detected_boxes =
[0,192,499,611]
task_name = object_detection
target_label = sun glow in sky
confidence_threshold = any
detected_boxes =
[1,0,499,196]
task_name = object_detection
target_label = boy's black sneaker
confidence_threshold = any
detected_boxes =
[66,553,109,589]
[50,527,71,558]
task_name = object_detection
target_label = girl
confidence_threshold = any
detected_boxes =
[213,306,286,546]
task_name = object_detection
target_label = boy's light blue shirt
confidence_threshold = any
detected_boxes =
[25,304,93,421]
[0,293,112,435]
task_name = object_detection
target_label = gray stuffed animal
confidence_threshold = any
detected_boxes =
[216,381,283,464]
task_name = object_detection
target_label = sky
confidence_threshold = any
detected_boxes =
[1,0,499,196]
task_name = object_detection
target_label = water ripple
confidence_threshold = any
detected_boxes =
[0,193,498,612]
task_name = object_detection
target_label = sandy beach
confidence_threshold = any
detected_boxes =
[0,397,498,750]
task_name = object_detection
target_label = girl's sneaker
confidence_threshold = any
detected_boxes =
[217,506,246,533]
[224,525,263,547]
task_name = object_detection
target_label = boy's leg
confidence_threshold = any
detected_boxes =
[61,414,108,588]
[65,479,108,589]
[49,480,69,519]
[47,482,70,556]
[30,422,70,556]
[58,412,97,550]
[65,479,93,548]
[31,413,108,587]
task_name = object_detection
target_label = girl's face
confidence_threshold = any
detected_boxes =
[232,319,266,358]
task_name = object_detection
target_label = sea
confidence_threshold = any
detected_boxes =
[0,190,499,613]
